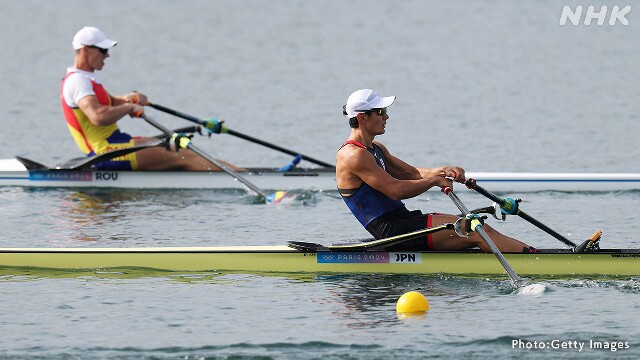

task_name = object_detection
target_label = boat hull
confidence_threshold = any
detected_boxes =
[0,246,638,278]
[0,158,334,190]
[2,158,640,191]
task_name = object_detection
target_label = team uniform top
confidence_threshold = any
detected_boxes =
[338,140,434,250]
[60,68,137,170]
[338,140,405,227]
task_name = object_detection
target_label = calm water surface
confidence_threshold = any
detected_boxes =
[0,0,639,359]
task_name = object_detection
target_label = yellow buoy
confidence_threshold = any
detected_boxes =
[396,291,430,313]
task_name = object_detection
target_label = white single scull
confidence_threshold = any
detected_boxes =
[1,157,638,192]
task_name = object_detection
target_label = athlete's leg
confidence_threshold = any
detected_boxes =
[429,214,531,252]
[132,137,240,171]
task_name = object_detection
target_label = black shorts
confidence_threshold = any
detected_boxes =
[366,206,437,251]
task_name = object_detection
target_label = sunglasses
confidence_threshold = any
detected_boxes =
[87,45,109,55]
[370,108,387,116]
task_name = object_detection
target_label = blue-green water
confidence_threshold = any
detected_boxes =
[1,269,639,359]
[1,188,639,359]
[1,0,639,359]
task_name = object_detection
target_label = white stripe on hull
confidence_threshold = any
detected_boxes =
[1,158,639,191]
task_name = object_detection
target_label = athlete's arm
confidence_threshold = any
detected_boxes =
[417,166,466,183]
[373,142,465,183]
[338,145,451,201]
[111,92,148,107]
[372,141,422,180]
[77,95,143,126]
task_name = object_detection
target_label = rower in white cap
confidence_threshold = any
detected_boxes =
[336,89,539,253]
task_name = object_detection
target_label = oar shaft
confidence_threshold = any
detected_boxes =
[149,103,204,125]
[444,187,525,287]
[466,180,503,204]
[149,103,335,168]
[225,129,335,168]
[517,210,575,247]
[187,143,267,198]
[466,179,577,247]
[140,114,267,198]
[152,126,202,139]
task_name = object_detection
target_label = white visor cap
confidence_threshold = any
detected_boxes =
[72,26,117,50]
[344,89,395,118]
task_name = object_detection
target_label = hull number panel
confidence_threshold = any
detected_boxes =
[317,252,422,264]
[29,171,119,182]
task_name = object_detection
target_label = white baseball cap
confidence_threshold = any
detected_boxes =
[344,89,395,118]
[72,26,117,50]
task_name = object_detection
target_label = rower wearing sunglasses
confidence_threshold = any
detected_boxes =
[336,89,538,252]
[61,26,232,171]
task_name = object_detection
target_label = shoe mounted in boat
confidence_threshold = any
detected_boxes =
[573,230,603,252]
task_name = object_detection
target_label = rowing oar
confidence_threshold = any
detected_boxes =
[146,102,335,168]
[464,178,578,248]
[138,113,285,204]
[442,186,544,294]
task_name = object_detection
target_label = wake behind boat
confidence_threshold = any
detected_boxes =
[1,156,639,192]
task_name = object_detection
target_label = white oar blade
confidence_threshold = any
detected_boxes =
[517,283,546,295]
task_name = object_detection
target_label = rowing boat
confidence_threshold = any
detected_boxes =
[0,244,638,279]
[1,157,639,192]
[0,157,334,190]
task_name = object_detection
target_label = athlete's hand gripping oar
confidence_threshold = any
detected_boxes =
[464,178,582,249]
[146,102,335,168]
[138,113,285,204]
[442,186,544,294]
